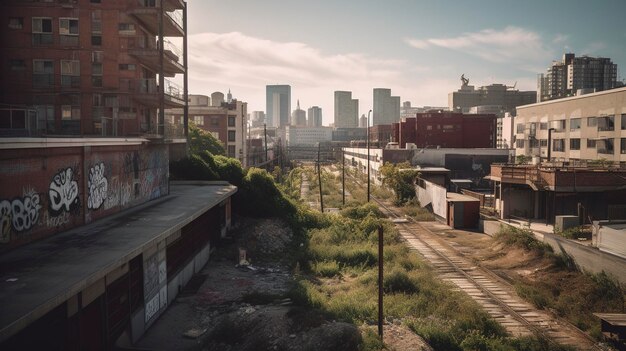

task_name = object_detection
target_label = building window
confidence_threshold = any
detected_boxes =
[587,139,596,149]
[553,139,565,152]
[210,131,219,139]
[426,125,432,130]
[516,123,524,134]
[35,105,54,132]
[598,116,615,131]
[61,60,80,87]
[118,23,136,34]
[211,117,219,126]
[193,116,204,125]
[33,59,53,88]
[551,120,566,132]
[8,17,23,29]
[539,122,548,130]
[540,139,547,147]
[32,18,52,45]
[621,138,626,154]
[587,116,597,127]
[515,139,525,148]
[570,138,580,150]
[119,64,136,71]
[227,145,236,157]
[91,35,102,46]
[61,105,80,120]
[9,59,26,71]
[621,114,626,130]
[59,18,79,46]
[228,130,236,142]
[0,109,26,130]
[91,63,102,87]
[597,138,614,154]
[569,118,581,130]
[228,116,236,127]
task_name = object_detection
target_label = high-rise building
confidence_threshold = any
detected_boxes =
[307,106,322,127]
[448,82,535,116]
[359,114,368,128]
[0,0,187,138]
[266,85,291,127]
[334,91,358,128]
[537,53,618,102]
[250,111,265,127]
[373,88,400,126]
[291,100,307,126]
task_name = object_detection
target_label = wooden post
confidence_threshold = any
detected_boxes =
[342,148,345,205]
[378,225,384,338]
[318,143,324,213]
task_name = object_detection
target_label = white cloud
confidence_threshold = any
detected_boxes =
[185,32,439,123]
[405,26,554,72]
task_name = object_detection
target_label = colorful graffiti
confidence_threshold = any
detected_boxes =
[0,193,42,242]
[49,168,79,215]
[87,163,108,210]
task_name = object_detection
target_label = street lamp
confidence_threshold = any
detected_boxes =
[367,109,372,202]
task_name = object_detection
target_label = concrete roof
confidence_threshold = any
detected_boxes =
[447,192,480,203]
[0,182,237,342]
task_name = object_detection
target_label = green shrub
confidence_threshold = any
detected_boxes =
[383,269,419,294]
[169,154,219,180]
[494,225,553,253]
[314,261,341,277]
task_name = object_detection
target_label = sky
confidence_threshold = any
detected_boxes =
[182,0,626,126]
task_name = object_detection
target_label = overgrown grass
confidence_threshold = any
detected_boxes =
[496,224,625,339]
[400,198,436,221]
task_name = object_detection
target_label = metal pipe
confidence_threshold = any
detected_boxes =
[377,225,384,338]
[367,109,372,202]
[342,148,345,205]
[183,1,188,140]
[158,0,165,136]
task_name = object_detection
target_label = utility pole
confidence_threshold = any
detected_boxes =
[263,123,268,164]
[377,225,384,338]
[367,109,372,202]
[317,143,324,212]
[182,1,188,139]
[342,148,345,205]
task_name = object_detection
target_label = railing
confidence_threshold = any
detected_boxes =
[165,10,183,29]
[162,39,182,60]
[163,78,182,100]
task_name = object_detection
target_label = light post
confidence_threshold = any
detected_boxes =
[367,109,372,202]
[547,127,555,162]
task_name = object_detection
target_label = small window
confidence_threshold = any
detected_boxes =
[598,116,615,131]
[227,145,236,157]
[118,23,136,33]
[32,18,53,45]
[228,116,235,127]
[119,64,136,71]
[539,122,548,130]
[553,139,565,152]
[228,130,236,141]
[516,123,524,134]
[33,59,54,88]
[621,138,626,154]
[587,139,596,149]
[551,120,566,131]
[193,116,204,125]
[59,18,79,35]
[91,35,102,46]
[9,59,26,71]
[515,139,525,148]
[8,17,23,29]
[621,114,626,130]
[540,139,547,147]
[587,117,597,127]
[92,51,103,63]
[426,125,432,130]
[570,118,581,130]
[570,138,580,150]
[598,138,614,154]
[211,117,219,126]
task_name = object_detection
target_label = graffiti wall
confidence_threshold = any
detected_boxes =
[0,144,169,249]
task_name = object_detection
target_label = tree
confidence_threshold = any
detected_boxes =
[188,123,225,156]
[379,161,419,204]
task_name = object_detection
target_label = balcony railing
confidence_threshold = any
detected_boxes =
[163,78,182,100]
[165,10,183,29]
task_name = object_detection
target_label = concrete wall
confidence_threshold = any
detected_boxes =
[416,179,447,219]
[0,142,169,249]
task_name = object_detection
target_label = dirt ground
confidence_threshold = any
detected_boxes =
[135,217,434,351]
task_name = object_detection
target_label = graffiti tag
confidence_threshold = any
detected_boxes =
[49,168,79,214]
[0,194,42,242]
[87,163,108,210]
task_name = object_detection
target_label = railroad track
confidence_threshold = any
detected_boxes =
[370,196,600,350]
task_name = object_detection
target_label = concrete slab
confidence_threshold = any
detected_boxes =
[0,182,237,342]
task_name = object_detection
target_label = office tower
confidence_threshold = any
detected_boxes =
[291,100,307,126]
[334,91,358,128]
[250,111,265,127]
[307,106,322,127]
[359,114,368,128]
[266,85,291,127]
[537,53,618,102]
[373,88,400,126]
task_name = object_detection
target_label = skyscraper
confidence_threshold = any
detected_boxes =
[266,85,291,127]
[307,106,322,127]
[334,91,358,128]
[537,53,618,102]
[359,114,368,128]
[373,88,400,126]
[291,100,307,126]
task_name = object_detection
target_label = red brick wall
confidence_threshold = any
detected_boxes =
[0,143,169,250]
[413,112,495,148]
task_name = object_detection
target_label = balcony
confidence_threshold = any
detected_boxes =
[129,0,184,37]
[125,78,184,108]
[491,163,626,191]
[129,38,184,77]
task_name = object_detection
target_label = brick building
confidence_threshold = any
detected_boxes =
[0,0,187,138]
[393,111,496,149]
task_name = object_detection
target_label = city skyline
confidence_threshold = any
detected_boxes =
[184,0,626,126]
